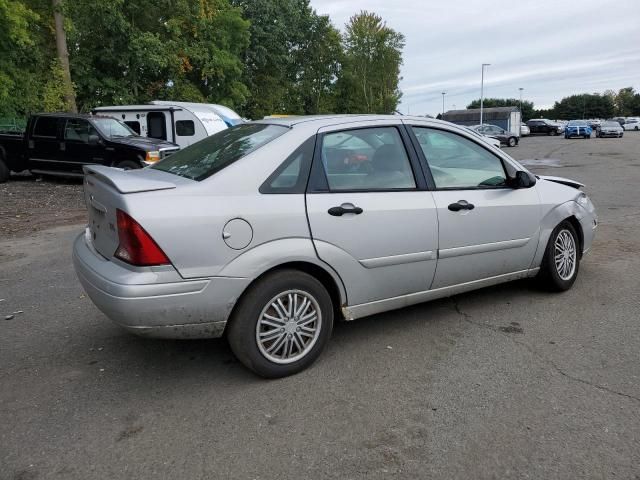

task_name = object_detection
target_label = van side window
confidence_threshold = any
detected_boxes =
[124,121,141,135]
[176,120,195,137]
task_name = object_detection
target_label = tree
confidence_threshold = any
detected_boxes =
[614,87,639,116]
[551,93,614,120]
[467,97,534,121]
[52,0,77,111]
[337,11,405,114]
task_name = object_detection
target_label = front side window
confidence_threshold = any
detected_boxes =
[320,127,416,191]
[412,127,507,189]
[152,124,288,181]
[93,118,137,138]
[64,119,97,143]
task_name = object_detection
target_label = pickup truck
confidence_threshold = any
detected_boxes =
[0,113,180,182]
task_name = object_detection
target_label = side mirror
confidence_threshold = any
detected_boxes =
[511,170,536,189]
[88,134,101,145]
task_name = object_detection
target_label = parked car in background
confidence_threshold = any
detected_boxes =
[611,117,626,126]
[596,121,624,138]
[520,123,530,136]
[526,119,564,135]
[469,124,519,147]
[564,120,593,139]
[73,115,597,378]
[622,118,640,131]
[0,113,179,182]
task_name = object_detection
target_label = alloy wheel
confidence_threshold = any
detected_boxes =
[255,290,322,364]
[554,229,577,281]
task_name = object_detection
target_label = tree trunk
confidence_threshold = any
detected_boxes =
[52,0,77,112]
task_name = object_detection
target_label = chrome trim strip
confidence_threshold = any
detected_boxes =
[359,250,436,269]
[342,268,539,321]
[438,237,530,259]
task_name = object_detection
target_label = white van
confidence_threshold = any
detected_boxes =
[92,101,243,149]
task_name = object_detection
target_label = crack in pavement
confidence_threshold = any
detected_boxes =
[450,298,640,404]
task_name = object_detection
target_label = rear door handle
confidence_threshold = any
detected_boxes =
[448,200,475,212]
[328,204,363,216]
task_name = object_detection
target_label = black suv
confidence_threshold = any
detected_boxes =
[0,113,179,182]
[526,119,564,136]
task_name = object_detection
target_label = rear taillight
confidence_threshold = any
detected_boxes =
[114,209,170,266]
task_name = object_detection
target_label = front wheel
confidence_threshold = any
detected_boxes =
[549,130,557,136]
[227,270,334,378]
[508,137,517,147]
[537,221,580,292]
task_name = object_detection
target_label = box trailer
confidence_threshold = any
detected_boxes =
[442,107,522,137]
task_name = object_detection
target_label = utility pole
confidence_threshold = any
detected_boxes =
[52,0,77,112]
[441,92,446,117]
[480,63,490,126]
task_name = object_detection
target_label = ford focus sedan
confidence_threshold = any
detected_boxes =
[73,115,597,378]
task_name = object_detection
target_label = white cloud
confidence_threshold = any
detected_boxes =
[311,0,640,115]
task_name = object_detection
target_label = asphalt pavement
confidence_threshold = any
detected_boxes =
[1,133,639,479]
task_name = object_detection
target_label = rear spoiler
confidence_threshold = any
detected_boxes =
[83,165,176,194]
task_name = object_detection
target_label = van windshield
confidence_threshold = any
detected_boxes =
[152,123,288,181]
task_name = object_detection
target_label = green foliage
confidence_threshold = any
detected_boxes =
[42,59,74,112]
[337,11,405,114]
[467,98,534,121]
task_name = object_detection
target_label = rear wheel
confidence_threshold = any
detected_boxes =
[0,156,9,183]
[508,137,517,147]
[227,270,334,378]
[537,221,580,292]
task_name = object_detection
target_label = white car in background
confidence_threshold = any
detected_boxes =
[520,123,530,136]
[623,118,640,131]
[463,126,502,148]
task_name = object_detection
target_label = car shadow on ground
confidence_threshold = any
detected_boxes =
[76,279,542,386]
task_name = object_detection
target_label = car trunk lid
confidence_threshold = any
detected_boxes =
[82,165,179,259]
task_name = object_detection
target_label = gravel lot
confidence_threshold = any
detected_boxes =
[1,133,639,479]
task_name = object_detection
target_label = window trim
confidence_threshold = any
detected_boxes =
[407,125,512,192]
[307,124,427,194]
[63,118,95,144]
[175,119,196,137]
[259,135,316,194]
[32,116,60,139]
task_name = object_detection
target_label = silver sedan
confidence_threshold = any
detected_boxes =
[73,115,597,377]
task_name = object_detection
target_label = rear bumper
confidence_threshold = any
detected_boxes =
[72,232,250,338]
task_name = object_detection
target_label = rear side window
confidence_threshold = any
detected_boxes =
[33,117,58,137]
[260,136,315,194]
[176,120,195,136]
[152,124,288,181]
[124,121,141,134]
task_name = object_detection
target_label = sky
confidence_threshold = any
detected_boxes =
[310,0,640,116]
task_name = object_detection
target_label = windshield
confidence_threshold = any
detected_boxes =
[152,123,288,181]
[93,118,137,138]
[568,120,588,126]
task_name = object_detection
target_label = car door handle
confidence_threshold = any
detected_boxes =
[328,204,363,216]
[448,200,475,212]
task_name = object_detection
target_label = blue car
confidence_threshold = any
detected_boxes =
[565,120,592,139]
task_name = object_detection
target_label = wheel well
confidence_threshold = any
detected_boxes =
[229,262,345,329]
[565,216,584,258]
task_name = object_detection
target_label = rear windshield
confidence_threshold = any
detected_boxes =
[152,124,288,181]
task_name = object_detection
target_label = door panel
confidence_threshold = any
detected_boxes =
[306,123,438,306]
[61,119,107,171]
[409,125,541,288]
[28,116,62,171]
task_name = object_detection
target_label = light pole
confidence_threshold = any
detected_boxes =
[480,63,490,126]
[441,92,446,117]
[519,87,524,113]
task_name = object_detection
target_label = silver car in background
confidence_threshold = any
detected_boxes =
[597,121,624,138]
[73,115,597,377]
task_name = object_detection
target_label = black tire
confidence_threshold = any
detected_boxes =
[227,269,334,378]
[116,160,141,170]
[508,137,517,147]
[635,126,639,131]
[0,156,9,183]
[536,221,580,292]
[549,129,557,136]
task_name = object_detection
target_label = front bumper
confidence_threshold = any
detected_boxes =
[72,232,250,338]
